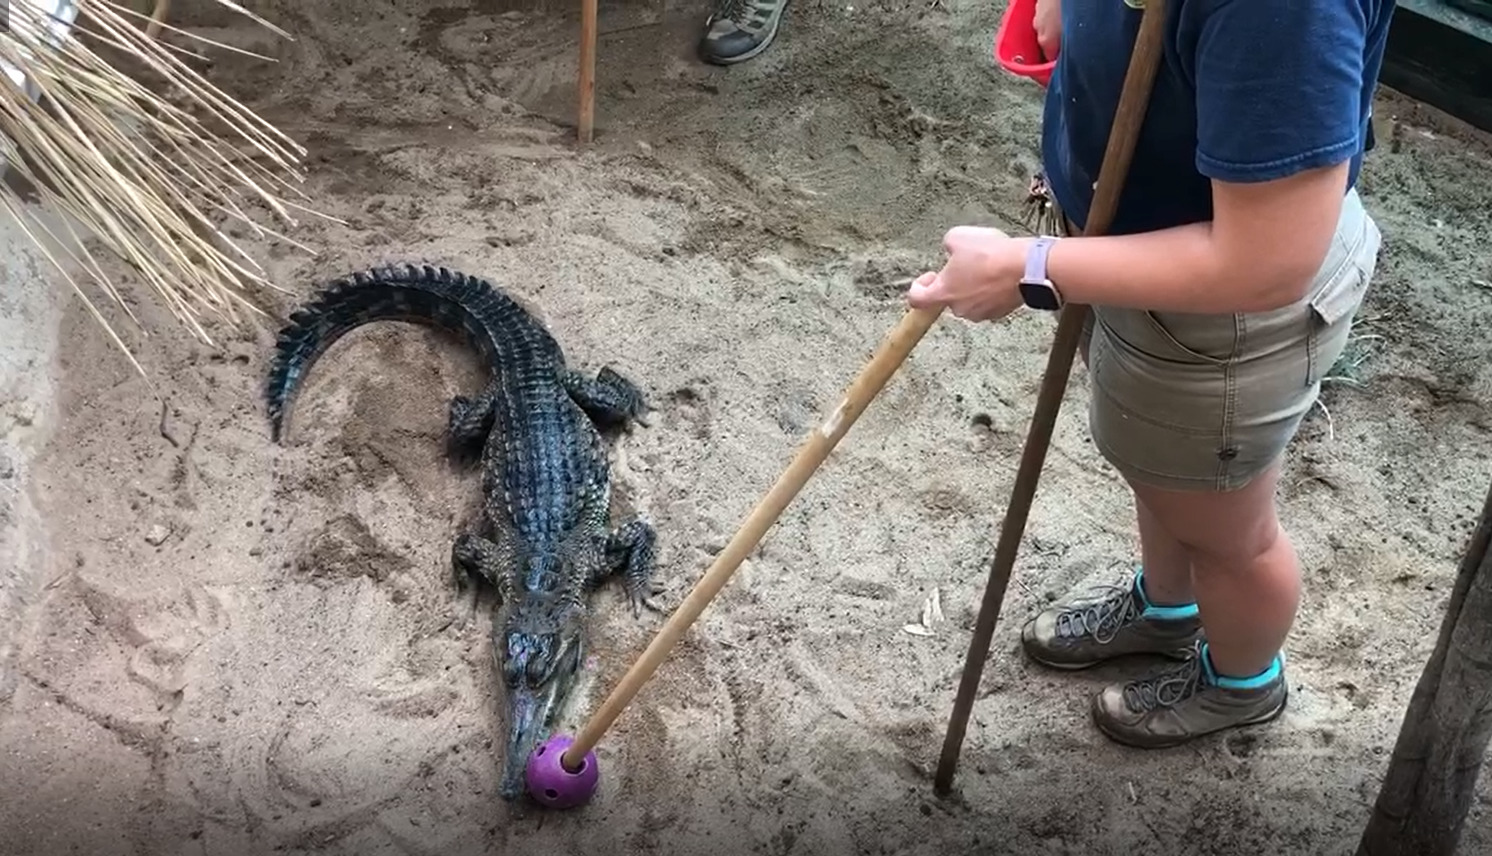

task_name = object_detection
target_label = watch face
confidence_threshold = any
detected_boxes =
[1020,280,1061,311]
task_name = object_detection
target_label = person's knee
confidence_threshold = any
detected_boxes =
[1176,514,1283,573]
[1132,469,1284,570]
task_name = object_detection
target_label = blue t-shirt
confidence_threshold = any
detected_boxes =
[1041,0,1396,235]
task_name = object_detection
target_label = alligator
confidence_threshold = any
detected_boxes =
[264,263,662,801]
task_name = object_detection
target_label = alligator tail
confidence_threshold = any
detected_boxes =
[265,263,551,443]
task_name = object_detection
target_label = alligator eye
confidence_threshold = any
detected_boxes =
[526,657,551,685]
[501,650,525,688]
[504,634,555,688]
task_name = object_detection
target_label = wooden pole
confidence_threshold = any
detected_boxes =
[560,303,950,771]
[577,0,599,144]
[930,0,1170,796]
[1355,477,1492,856]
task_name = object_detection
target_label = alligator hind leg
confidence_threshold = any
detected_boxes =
[561,367,650,430]
[446,383,498,463]
[593,519,664,617]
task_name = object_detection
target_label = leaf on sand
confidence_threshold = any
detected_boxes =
[902,586,945,637]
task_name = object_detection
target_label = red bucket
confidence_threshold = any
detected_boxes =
[994,0,1056,87]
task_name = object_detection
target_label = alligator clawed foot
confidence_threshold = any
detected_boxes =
[629,580,668,617]
[627,392,653,430]
[448,584,480,632]
[632,595,667,618]
[564,367,652,432]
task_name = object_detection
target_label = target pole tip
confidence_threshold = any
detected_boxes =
[525,734,599,809]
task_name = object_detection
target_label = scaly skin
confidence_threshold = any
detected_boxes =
[265,263,663,801]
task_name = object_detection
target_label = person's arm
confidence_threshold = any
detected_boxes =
[1046,162,1350,314]
[1034,0,1060,60]
[1039,0,1374,315]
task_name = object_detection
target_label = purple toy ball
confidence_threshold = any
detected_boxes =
[525,734,599,809]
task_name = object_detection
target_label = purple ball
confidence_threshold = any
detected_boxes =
[525,734,599,809]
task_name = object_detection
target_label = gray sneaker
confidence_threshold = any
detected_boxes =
[1092,640,1289,749]
[1020,567,1203,669]
[698,0,789,65]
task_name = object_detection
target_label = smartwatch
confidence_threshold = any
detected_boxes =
[1018,236,1064,311]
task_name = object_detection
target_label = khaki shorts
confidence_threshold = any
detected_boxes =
[1076,188,1382,492]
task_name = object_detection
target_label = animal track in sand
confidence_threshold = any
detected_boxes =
[294,514,413,586]
[763,377,822,436]
[208,691,467,848]
[241,717,421,846]
[363,648,466,721]
[665,380,715,441]
[72,574,230,699]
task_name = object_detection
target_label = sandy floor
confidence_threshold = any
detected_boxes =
[4,0,1492,853]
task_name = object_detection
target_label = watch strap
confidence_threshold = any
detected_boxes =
[1023,236,1058,283]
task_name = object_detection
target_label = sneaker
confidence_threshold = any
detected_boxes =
[1020,567,1203,669]
[1091,640,1289,749]
[698,0,789,65]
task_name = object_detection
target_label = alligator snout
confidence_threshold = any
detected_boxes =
[498,683,558,801]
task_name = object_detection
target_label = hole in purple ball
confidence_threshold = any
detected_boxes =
[545,788,559,799]
[535,745,546,756]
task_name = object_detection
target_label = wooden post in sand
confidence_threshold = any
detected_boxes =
[1355,477,1492,856]
[577,0,599,143]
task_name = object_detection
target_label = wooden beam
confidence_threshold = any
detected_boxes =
[1381,0,1492,134]
[1355,477,1492,855]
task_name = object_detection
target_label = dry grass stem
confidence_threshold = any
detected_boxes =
[1,0,326,376]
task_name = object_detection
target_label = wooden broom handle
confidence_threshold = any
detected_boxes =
[561,301,953,769]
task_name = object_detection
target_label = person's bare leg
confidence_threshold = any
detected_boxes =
[1133,495,1194,607]
[1019,477,1204,670]
[1020,309,1207,670]
[1075,307,1193,608]
[1089,461,1294,748]
[1129,461,1299,676]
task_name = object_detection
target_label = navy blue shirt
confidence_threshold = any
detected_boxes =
[1041,0,1396,235]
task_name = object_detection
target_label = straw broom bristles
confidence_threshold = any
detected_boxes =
[0,0,328,377]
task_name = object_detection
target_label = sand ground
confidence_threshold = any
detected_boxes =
[4,0,1492,854]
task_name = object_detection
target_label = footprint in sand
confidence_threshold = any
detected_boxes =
[126,584,230,697]
[665,380,715,441]
[293,514,413,586]
[197,647,470,845]
[71,574,229,699]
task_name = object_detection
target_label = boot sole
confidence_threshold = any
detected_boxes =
[1021,633,1202,671]
[1092,688,1290,750]
[1025,646,1197,671]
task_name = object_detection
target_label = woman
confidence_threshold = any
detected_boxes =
[907,0,1394,748]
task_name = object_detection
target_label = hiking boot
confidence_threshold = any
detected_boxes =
[1091,640,1289,749]
[698,0,789,65]
[1020,567,1203,669]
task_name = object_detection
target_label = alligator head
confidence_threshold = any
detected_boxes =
[493,582,588,801]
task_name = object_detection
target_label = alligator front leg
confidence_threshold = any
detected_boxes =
[561,367,650,430]
[452,529,520,603]
[591,519,664,617]
[446,382,499,463]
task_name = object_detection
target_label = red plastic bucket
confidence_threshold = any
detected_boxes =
[994,0,1056,86]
